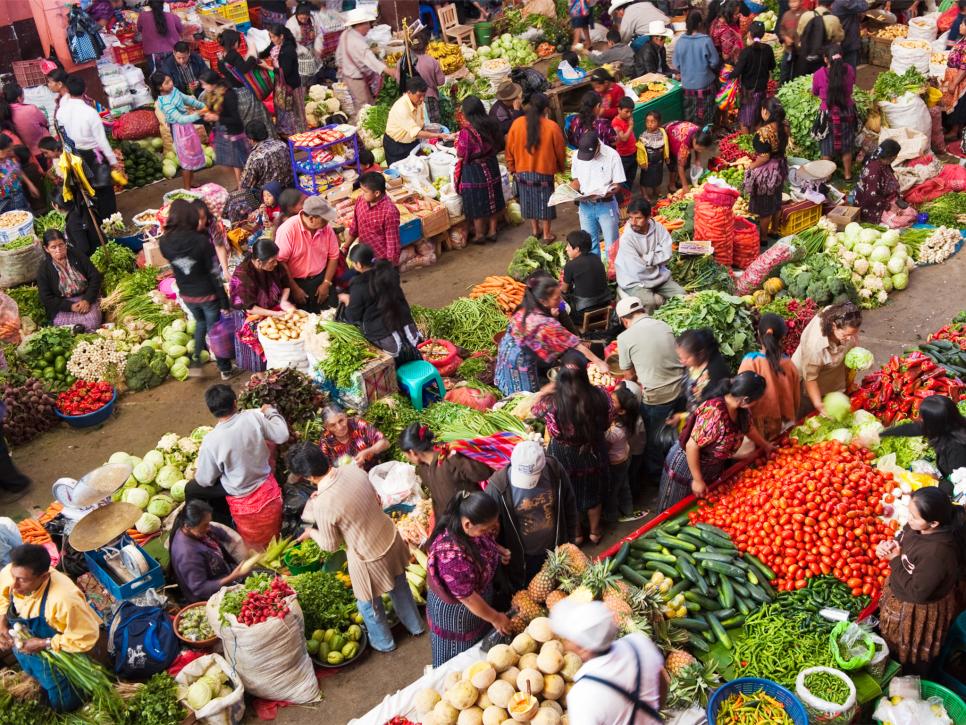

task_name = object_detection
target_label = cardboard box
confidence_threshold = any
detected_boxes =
[826,205,861,230]
[142,239,168,268]
[314,351,398,412]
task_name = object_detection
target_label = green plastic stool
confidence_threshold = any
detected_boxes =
[396,360,444,411]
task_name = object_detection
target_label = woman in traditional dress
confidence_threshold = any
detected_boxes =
[676,10,721,128]
[566,91,616,149]
[200,70,249,189]
[318,404,389,472]
[657,372,772,511]
[268,25,307,137]
[151,72,207,190]
[853,139,902,224]
[455,96,506,244]
[877,487,966,674]
[671,328,732,418]
[216,30,275,136]
[36,230,102,331]
[665,120,713,194]
[813,45,857,180]
[709,0,744,65]
[942,16,966,141]
[744,97,789,240]
[426,491,511,666]
[738,314,802,440]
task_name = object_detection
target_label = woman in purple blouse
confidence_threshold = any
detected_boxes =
[426,492,512,667]
[169,500,252,603]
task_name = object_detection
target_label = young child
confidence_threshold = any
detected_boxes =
[595,29,636,68]
[612,97,637,191]
[605,383,647,523]
[733,22,775,134]
[569,0,592,51]
[636,110,669,202]
[358,148,383,176]
[251,181,282,233]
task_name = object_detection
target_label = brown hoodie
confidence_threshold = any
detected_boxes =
[888,525,962,604]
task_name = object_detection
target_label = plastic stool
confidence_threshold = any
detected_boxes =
[397,360,444,411]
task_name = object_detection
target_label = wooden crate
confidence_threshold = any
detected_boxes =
[870,37,893,68]
[419,203,450,238]
[327,352,398,412]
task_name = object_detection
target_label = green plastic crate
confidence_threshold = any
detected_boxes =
[633,81,683,136]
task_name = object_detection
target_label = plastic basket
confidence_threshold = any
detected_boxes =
[217,0,250,25]
[55,389,117,428]
[282,546,322,575]
[12,60,46,89]
[921,680,966,722]
[707,678,808,725]
[778,201,822,236]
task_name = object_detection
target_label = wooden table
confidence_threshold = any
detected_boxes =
[545,77,594,129]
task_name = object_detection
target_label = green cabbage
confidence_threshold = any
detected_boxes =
[845,347,874,370]
[134,512,161,534]
[122,487,150,509]
[828,428,853,444]
[142,449,164,469]
[132,461,157,484]
[147,494,174,517]
[155,465,182,489]
[186,680,212,710]
[892,272,909,290]
[109,451,132,464]
[823,392,852,421]
[170,479,188,502]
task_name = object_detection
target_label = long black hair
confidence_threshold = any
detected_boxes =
[763,97,789,155]
[577,91,603,132]
[148,71,170,98]
[757,313,788,375]
[911,486,966,563]
[677,328,720,367]
[251,238,280,263]
[269,24,298,52]
[919,395,966,450]
[399,422,435,454]
[148,0,170,37]
[519,272,559,328]
[614,382,641,434]
[824,44,848,111]
[552,349,610,447]
[703,372,767,432]
[525,93,549,155]
[163,199,201,235]
[686,9,705,34]
[286,440,331,478]
[172,499,213,535]
[348,242,410,333]
[461,95,503,152]
[428,491,499,571]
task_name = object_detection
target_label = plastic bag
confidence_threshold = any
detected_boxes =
[890,38,932,75]
[0,291,22,345]
[795,666,857,725]
[207,314,237,360]
[280,480,316,538]
[735,236,804,294]
[369,461,422,508]
[829,621,875,670]
[174,652,245,725]
[872,694,953,725]
[879,94,932,138]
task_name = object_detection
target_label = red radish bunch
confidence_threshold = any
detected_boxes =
[56,380,114,416]
[237,577,294,625]
[691,441,895,596]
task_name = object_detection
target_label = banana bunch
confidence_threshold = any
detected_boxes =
[427,40,464,74]
[407,546,428,605]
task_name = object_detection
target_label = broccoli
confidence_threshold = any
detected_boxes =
[828,276,845,296]
[124,349,168,391]
[507,236,568,281]
[806,281,830,303]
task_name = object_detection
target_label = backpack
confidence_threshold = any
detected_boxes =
[109,601,180,680]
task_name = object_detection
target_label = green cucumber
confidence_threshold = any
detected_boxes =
[693,551,737,563]
[746,568,759,586]
[705,612,732,649]
[744,553,776,580]
[683,591,721,611]
[671,549,696,566]
[619,565,647,587]
[695,523,730,538]
[667,580,690,598]
[736,598,751,615]
[675,532,706,549]
[642,551,677,565]
[662,520,683,534]
[731,580,750,598]
[611,542,631,569]
[706,569,719,587]
[674,617,709,632]
[649,561,679,579]
[687,632,710,653]
[720,615,746,629]
[714,607,737,620]
[630,538,663,552]
[719,576,735,609]
[745,582,771,604]
[703,560,746,579]
[684,600,701,613]
[655,534,697,552]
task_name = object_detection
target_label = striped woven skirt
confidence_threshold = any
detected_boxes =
[683,84,717,128]
[819,106,857,157]
[516,172,556,221]
[657,442,728,513]
[213,128,250,169]
[879,581,960,666]
[459,157,506,220]
[738,89,765,130]
[548,438,608,513]
[427,587,492,668]
[52,298,102,332]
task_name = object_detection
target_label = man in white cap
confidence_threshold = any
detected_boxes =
[334,8,398,115]
[611,0,671,46]
[550,599,667,724]
[485,439,578,590]
[274,195,342,312]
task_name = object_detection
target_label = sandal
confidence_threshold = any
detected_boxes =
[470,236,487,245]
[485,234,498,243]
[588,531,603,545]
[541,234,557,244]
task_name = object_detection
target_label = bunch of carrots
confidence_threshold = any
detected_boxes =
[654,216,684,232]
[17,519,52,546]
[469,276,525,314]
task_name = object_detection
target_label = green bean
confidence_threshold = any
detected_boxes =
[803,671,850,705]
[412,295,507,352]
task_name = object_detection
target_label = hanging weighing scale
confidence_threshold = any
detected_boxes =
[788,160,838,204]
[51,462,132,530]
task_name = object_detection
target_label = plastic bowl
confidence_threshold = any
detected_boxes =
[283,546,323,575]
[158,277,178,300]
[173,602,218,648]
[707,678,808,725]
[312,628,368,669]
[55,389,117,428]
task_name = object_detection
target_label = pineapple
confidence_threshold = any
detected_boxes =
[665,648,697,678]
[557,543,589,575]
[651,617,689,654]
[666,660,722,709]
[580,560,621,600]
[545,590,568,610]
[629,585,664,621]
[527,549,570,604]
[508,614,526,635]
[511,590,543,623]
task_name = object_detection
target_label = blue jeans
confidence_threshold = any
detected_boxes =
[0,190,29,214]
[185,300,231,372]
[356,572,425,652]
[641,399,681,484]
[578,199,620,259]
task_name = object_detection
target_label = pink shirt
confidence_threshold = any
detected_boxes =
[9,103,49,156]
[274,213,340,279]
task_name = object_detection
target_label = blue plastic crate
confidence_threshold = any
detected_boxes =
[400,218,422,247]
[707,678,808,725]
[235,21,252,32]
[84,535,164,600]
[113,233,144,253]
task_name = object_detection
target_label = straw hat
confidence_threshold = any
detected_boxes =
[343,8,377,26]
[68,502,142,552]
[496,82,523,103]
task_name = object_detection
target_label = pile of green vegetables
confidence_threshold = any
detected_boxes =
[7,285,45,326]
[2,235,36,251]
[119,673,185,725]
[802,671,852,706]
[17,326,76,390]
[871,67,926,102]
[33,210,65,236]
[364,394,424,460]
[669,254,735,293]
[922,192,966,228]
[874,426,935,467]
[779,253,856,305]
[91,242,137,294]
[421,401,528,442]
[776,76,870,158]
[316,320,377,388]
[286,539,323,567]
[507,236,568,282]
[288,570,357,634]
[654,291,756,368]
[239,368,326,426]
[412,296,506,352]
[769,576,871,628]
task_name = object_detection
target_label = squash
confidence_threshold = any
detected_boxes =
[763,277,784,296]
[751,289,772,307]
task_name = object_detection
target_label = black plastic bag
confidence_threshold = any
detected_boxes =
[280,480,316,538]
[509,68,549,103]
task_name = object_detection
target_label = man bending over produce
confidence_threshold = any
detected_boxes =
[192,384,289,550]
[0,544,101,712]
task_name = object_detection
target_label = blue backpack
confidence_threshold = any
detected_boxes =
[109,601,180,680]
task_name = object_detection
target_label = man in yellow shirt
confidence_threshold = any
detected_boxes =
[0,544,101,711]
[382,76,454,165]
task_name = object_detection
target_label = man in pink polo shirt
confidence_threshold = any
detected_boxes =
[274,195,341,313]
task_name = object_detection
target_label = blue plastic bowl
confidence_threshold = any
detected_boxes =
[114,233,144,253]
[707,678,808,725]
[56,389,117,428]
[557,67,588,86]
[744,0,768,12]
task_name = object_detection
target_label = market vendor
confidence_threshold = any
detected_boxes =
[488,82,524,137]
[550,599,667,724]
[426,491,512,666]
[318,404,390,471]
[640,21,674,76]
[881,396,966,497]
[274,195,341,313]
[400,35,446,124]
[494,273,608,396]
[339,243,421,359]
[334,8,398,116]
[290,443,425,654]
[169,500,253,603]
[562,230,612,319]
[230,238,296,316]
[159,41,207,96]
[383,77,454,166]
[657,372,772,510]
[399,423,496,520]
[285,3,326,59]
[487,437,578,589]
[876,487,965,674]
[615,197,684,312]
[611,0,671,45]
[665,120,713,194]
[192,385,289,549]
[36,230,103,332]
[0,544,101,712]
[791,301,862,416]
[853,139,902,224]
[345,172,401,265]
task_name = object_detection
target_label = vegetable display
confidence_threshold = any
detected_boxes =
[654,291,756,368]
[2,376,57,445]
[692,441,895,595]
[288,569,358,634]
[668,254,736,293]
[421,401,528,441]
[470,275,525,314]
[506,236,568,281]
[716,688,795,724]
[33,210,65,236]
[122,673,186,725]
[776,75,869,159]
[90,242,137,294]
[239,368,326,426]
[921,192,966,227]
[824,223,913,308]
[7,285,45,327]
[177,605,214,642]
[258,309,309,342]
[778,253,856,306]
[286,539,323,567]
[871,67,926,102]
[219,574,293,625]
[307,621,364,666]
[851,351,965,425]
[56,380,114,416]
[759,297,817,355]
[917,226,960,265]
[315,320,377,388]
[412,295,507,353]
[19,326,76,390]
[802,670,852,704]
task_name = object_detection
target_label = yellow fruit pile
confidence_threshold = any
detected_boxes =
[427,40,465,74]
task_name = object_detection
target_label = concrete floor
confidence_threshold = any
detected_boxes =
[6,63,966,723]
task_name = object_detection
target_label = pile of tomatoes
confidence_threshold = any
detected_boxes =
[691,441,895,597]
[55,380,114,416]
[237,577,294,625]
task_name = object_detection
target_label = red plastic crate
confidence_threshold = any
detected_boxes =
[199,36,247,69]
[249,5,261,27]
[112,44,145,65]
[11,60,46,89]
